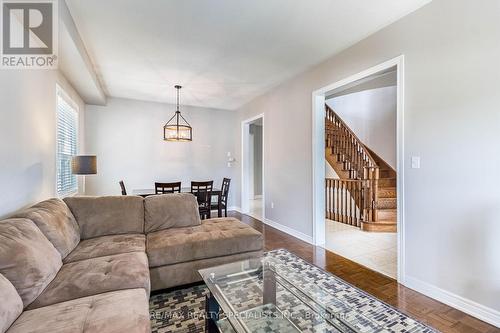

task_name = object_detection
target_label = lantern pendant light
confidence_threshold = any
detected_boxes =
[163,85,192,142]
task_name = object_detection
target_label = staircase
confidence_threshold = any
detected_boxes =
[325,105,397,232]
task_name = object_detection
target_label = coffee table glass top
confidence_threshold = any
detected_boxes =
[200,255,361,332]
[200,250,436,333]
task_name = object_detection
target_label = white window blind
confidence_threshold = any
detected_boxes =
[56,90,78,197]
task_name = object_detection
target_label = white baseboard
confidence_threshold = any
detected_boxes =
[404,276,500,328]
[253,195,263,199]
[228,207,313,245]
[263,218,313,245]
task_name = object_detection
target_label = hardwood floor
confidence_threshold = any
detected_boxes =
[228,211,499,333]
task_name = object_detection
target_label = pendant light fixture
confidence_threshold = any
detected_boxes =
[163,85,192,141]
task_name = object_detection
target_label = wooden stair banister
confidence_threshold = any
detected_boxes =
[325,105,393,229]
[325,105,378,176]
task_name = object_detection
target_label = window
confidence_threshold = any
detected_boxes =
[56,87,79,197]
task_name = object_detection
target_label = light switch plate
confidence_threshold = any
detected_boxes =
[411,156,420,169]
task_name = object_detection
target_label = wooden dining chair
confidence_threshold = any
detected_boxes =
[155,182,182,194]
[211,178,231,217]
[119,181,127,195]
[191,181,213,220]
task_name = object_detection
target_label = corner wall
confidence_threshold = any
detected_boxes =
[236,0,500,324]
[0,71,85,219]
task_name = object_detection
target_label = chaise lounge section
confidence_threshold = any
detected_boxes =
[0,193,263,333]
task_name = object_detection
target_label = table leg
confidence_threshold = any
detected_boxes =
[205,293,220,333]
[263,263,277,306]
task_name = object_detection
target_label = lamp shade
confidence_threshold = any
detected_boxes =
[164,121,192,141]
[163,85,193,142]
[71,155,97,175]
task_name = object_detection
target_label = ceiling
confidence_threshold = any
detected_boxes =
[66,0,431,110]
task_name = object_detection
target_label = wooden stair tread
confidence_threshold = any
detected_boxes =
[377,209,397,221]
[361,220,397,232]
[378,190,397,198]
[378,178,397,187]
[363,219,397,225]
[377,197,397,209]
[378,186,397,192]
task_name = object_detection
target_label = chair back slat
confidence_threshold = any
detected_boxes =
[220,178,231,205]
[119,180,127,195]
[155,182,182,194]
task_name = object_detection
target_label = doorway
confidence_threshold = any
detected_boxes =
[312,56,405,282]
[241,114,264,221]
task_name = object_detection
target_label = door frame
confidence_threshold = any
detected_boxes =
[241,114,265,220]
[311,55,405,282]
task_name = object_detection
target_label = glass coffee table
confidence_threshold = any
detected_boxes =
[199,250,436,333]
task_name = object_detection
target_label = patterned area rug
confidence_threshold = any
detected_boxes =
[150,284,209,333]
[150,250,437,333]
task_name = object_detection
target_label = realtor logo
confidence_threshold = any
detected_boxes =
[1,0,58,69]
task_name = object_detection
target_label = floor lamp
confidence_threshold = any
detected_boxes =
[71,155,97,193]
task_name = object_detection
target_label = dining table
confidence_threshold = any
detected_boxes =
[132,187,224,217]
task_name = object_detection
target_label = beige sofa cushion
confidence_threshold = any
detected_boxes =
[7,289,150,333]
[150,250,263,291]
[144,193,200,233]
[13,198,80,259]
[64,234,146,263]
[64,196,144,239]
[0,218,62,308]
[146,217,263,267]
[0,273,23,333]
[28,252,150,309]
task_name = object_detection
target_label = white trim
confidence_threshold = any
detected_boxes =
[395,57,406,284]
[405,276,500,328]
[254,194,263,199]
[311,55,405,283]
[55,84,80,198]
[262,118,265,221]
[241,114,265,220]
[264,218,314,245]
[228,206,241,212]
[311,93,326,247]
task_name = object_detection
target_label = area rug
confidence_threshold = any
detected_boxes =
[150,249,437,333]
[150,284,209,333]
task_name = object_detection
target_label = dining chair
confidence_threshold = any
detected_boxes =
[211,178,231,217]
[191,181,213,220]
[155,182,182,194]
[119,180,127,195]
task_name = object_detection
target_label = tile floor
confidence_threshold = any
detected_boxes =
[325,220,397,279]
[248,198,263,220]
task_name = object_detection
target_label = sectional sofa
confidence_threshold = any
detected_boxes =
[0,194,263,333]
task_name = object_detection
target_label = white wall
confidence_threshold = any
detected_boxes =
[236,0,500,323]
[327,85,397,168]
[0,71,85,219]
[85,98,239,207]
[250,124,263,197]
